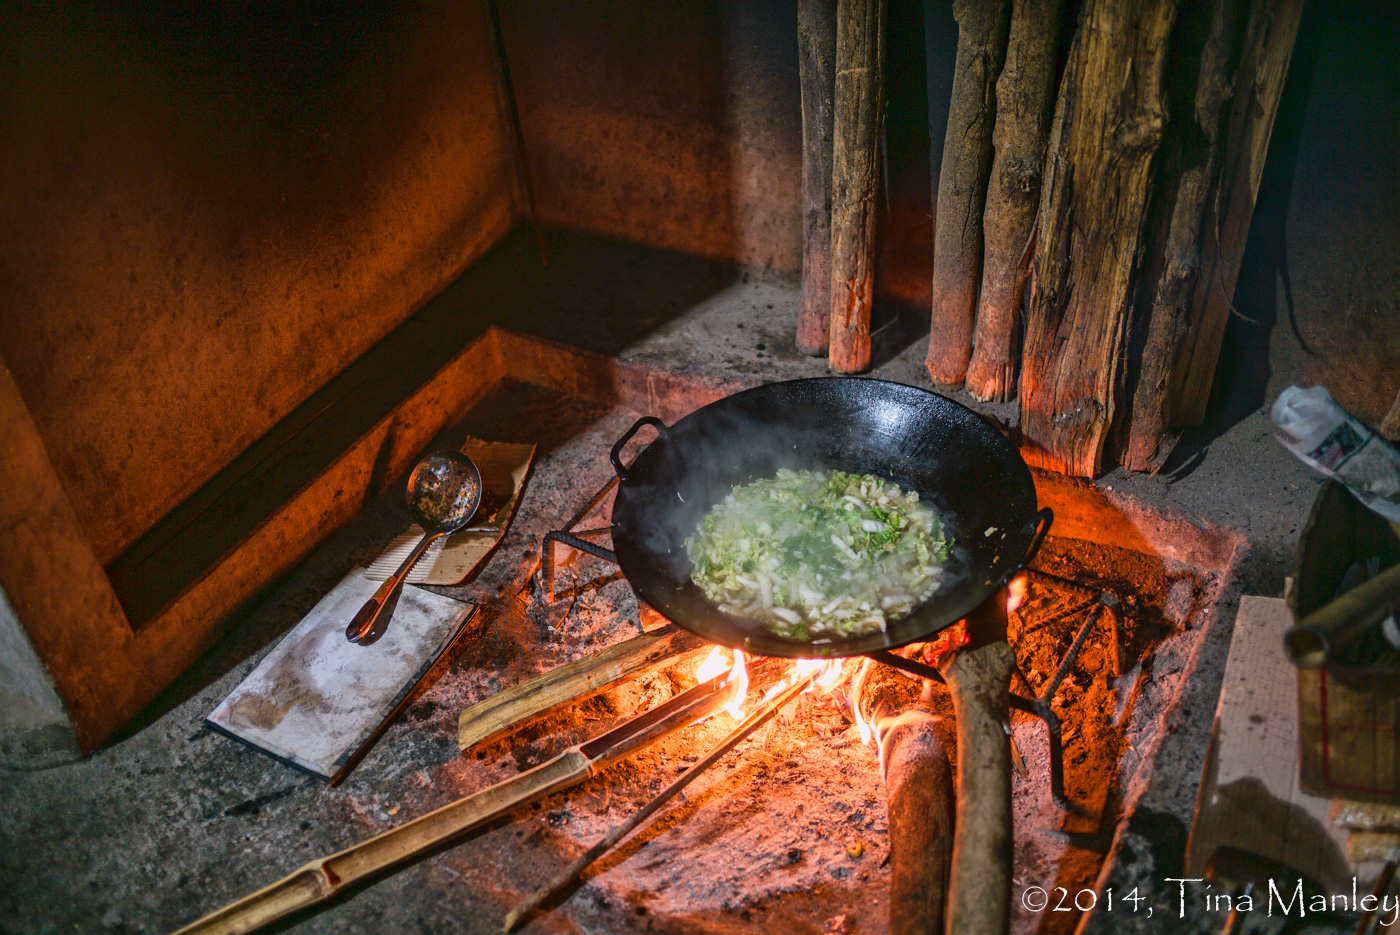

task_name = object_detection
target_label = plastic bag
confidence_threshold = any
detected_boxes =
[1271,385,1400,523]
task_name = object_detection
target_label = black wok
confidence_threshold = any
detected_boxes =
[608,377,1051,658]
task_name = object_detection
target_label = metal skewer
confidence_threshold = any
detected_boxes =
[503,671,817,932]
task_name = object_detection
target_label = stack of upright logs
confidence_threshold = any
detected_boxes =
[797,0,1304,477]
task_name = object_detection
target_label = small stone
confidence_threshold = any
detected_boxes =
[786,847,803,864]
[824,914,854,935]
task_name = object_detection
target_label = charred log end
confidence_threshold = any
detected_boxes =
[880,709,954,935]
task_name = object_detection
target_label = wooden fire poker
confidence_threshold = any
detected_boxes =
[503,671,818,932]
[170,660,772,935]
[935,591,1015,935]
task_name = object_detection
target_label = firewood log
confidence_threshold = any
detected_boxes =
[828,0,885,373]
[1122,0,1248,471]
[939,639,1014,935]
[797,0,839,357]
[1018,0,1179,476]
[880,709,954,935]
[925,0,1008,388]
[963,0,1060,403]
[1167,0,1306,427]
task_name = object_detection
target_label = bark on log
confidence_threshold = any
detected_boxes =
[925,0,1009,388]
[1168,0,1306,426]
[880,709,954,935]
[797,0,840,357]
[828,0,886,373]
[1121,0,1248,471]
[1018,0,1179,476]
[939,640,1014,935]
[963,0,1060,402]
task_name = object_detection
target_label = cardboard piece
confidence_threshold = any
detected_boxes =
[365,439,535,585]
[1187,595,1385,889]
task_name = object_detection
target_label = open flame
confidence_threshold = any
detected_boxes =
[697,574,1024,733]
[694,646,729,683]
[1007,574,1027,615]
[694,647,750,719]
[849,576,1028,750]
[757,657,848,707]
[697,648,850,721]
[849,659,876,746]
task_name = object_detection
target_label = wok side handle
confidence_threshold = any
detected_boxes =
[609,416,669,481]
[1020,508,1053,568]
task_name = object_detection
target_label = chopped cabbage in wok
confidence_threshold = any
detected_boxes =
[685,469,951,640]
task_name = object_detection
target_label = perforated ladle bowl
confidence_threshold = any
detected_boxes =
[345,451,482,644]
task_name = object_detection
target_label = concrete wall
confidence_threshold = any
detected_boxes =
[0,586,77,768]
[499,0,805,275]
[0,0,517,565]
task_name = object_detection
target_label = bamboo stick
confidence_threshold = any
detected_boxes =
[797,0,840,356]
[458,623,705,752]
[828,0,885,373]
[925,0,1009,388]
[503,672,814,931]
[171,664,754,935]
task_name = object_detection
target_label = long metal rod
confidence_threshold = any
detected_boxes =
[503,671,814,931]
[536,475,620,602]
[541,531,618,602]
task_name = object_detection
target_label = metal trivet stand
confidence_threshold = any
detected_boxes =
[533,474,1120,812]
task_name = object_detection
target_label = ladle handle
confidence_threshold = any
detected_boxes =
[345,531,444,643]
[609,416,668,481]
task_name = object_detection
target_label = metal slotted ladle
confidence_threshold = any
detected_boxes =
[345,451,482,644]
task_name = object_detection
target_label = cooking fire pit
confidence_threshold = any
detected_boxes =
[150,334,1241,935]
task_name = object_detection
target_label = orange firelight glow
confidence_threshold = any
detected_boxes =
[694,647,750,719]
[694,646,730,683]
[1007,574,1027,615]
[698,648,851,721]
[724,650,749,719]
[849,658,876,746]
